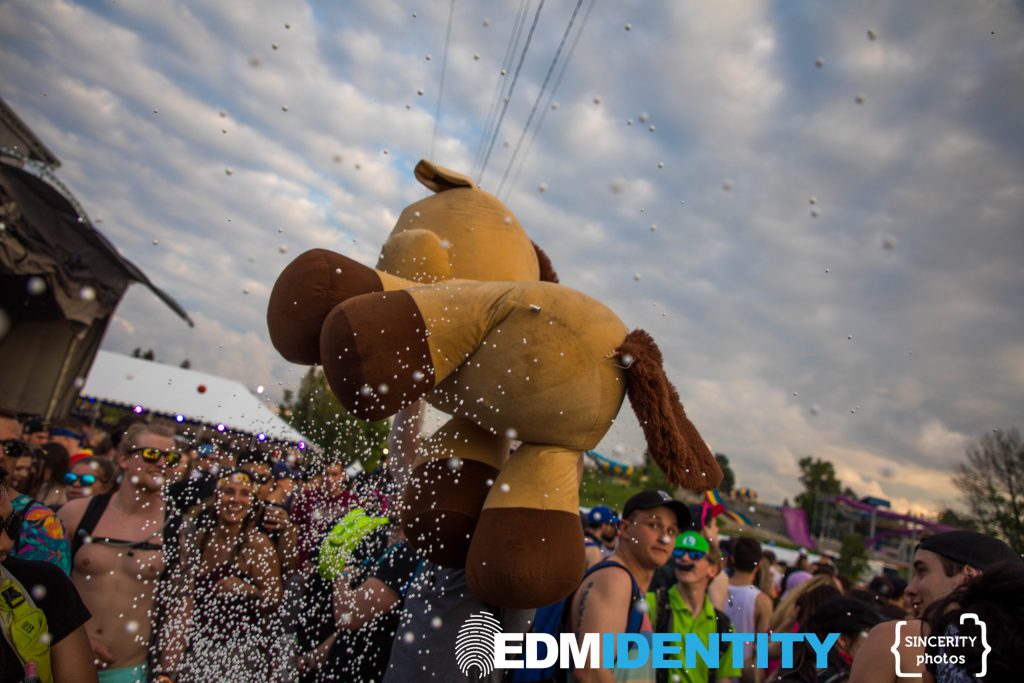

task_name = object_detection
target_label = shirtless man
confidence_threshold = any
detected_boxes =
[569,490,688,683]
[849,530,1022,683]
[59,422,176,683]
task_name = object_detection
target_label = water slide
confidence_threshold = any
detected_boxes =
[585,450,635,476]
[782,506,816,548]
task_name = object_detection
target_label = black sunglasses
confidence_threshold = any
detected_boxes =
[0,440,33,458]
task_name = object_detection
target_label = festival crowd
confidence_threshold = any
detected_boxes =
[0,407,1021,683]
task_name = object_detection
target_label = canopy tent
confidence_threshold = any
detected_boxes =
[81,351,308,444]
[0,97,191,418]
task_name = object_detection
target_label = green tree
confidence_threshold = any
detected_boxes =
[837,533,869,580]
[283,367,390,470]
[953,428,1024,553]
[795,456,842,531]
[937,507,977,531]
[715,453,736,493]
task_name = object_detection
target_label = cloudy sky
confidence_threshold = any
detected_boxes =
[2,0,1022,514]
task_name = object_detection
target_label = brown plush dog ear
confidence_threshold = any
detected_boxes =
[617,329,723,491]
[415,159,476,193]
[532,242,559,283]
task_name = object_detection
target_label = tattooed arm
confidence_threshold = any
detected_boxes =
[567,568,633,683]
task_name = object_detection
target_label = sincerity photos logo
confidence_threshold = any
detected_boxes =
[891,613,991,678]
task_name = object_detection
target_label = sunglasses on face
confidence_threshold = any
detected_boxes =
[0,440,32,458]
[0,511,23,541]
[64,472,98,486]
[672,548,707,561]
[128,447,182,465]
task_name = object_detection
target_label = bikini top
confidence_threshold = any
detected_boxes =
[70,493,164,558]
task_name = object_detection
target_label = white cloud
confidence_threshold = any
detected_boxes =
[2,0,1022,517]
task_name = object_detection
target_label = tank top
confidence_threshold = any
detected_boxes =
[724,584,761,663]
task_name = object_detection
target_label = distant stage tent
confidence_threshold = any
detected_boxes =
[0,96,191,418]
[82,351,308,444]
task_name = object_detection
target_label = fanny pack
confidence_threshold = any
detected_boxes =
[0,564,53,683]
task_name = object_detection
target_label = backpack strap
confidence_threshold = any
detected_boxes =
[654,587,672,683]
[582,561,645,633]
[70,493,113,559]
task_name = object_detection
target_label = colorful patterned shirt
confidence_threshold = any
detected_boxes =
[11,493,71,575]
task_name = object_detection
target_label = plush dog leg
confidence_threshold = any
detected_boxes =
[319,280,514,420]
[402,416,507,567]
[267,249,410,364]
[466,444,584,608]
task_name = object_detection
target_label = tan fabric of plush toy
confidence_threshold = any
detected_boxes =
[267,160,722,608]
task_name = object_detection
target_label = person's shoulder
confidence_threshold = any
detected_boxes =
[866,618,912,641]
[849,619,907,683]
[585,560,635,595]
[245,527,276,552]
[57,493,89,516]
[58,494,89,523]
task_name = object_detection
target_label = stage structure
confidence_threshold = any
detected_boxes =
[0,97,191,419]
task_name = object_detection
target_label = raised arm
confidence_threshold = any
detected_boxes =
[332,575,401,630]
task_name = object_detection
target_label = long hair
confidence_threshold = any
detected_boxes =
[922,562,1024,682]
[769,574,840,632]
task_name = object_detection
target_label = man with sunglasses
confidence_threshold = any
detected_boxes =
[646,532,740,683]
[1,438,72,573]
[59,422,177,683]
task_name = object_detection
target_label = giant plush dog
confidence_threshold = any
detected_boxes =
[267,160,721,608]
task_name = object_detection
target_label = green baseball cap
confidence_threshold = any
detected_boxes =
[674,531,710,554]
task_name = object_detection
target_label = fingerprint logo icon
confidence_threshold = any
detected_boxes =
[455,610,502,677]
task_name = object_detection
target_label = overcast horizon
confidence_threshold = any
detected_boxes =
[2,0,1022,516]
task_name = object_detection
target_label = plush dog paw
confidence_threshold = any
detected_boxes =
[267,249,384,364]
[320,290,436,420]
[466,507,585,608]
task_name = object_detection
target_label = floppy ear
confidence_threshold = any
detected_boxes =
[415,159,476,193]
[532,242,560,283]
[618,329,723,490]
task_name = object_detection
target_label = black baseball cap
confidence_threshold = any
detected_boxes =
[621,490,692,530]
[918,531,1022,571]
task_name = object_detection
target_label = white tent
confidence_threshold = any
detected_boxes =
[81,350,307,443]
